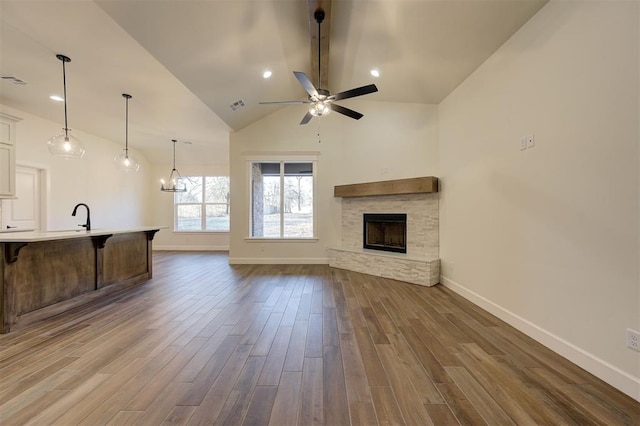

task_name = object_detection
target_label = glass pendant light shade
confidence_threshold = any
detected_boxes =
[47,131,85,159]
[49,54,85,159]
[114,149,140,172]
[309,101,331,117]
[160,139,187,192]
[114,93,140,172]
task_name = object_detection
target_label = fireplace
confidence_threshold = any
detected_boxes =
[363,213,407,253]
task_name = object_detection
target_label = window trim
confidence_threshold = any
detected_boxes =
[246,154,318,240]
[173,175,230,233]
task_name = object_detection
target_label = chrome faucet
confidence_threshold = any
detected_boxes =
[72,203,91,231]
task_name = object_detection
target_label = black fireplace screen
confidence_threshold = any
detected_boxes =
[363,213,407,253]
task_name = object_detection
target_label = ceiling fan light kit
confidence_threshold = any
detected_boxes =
[259,7,378,125]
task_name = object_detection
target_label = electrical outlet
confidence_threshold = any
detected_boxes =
[520,136,527,151]
[527,134,535,148]
[626,328,640,351]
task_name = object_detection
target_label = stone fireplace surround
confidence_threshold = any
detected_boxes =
[328,177,440,287]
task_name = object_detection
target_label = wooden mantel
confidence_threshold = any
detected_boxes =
[334,176,439,198]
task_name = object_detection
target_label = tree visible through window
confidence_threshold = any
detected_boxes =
[175,176,230,231]
[250,161,314,238]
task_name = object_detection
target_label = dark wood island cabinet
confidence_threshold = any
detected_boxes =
[0,227,161,333]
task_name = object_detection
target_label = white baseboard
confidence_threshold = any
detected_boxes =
[228,257,329,265]
[440,275,640,402]
[153,245,229,251]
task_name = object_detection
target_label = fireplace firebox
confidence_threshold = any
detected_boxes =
[363,213,407,253]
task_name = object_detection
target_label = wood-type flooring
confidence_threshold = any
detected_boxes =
[0,251,638,425]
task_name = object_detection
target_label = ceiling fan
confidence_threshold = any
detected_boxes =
[259,8,378,125]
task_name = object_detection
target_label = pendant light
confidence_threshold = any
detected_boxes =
[114,93,140,172]
[160,139,186,192]
[47,54,85,159]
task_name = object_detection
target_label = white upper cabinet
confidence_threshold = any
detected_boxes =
[0,113,21,198]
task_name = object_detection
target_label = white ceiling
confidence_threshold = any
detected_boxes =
[0,0,548,165]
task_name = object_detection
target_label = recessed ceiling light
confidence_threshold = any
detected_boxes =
[263,70,272,79]
[50,95,64,102]
[370,69,380,78]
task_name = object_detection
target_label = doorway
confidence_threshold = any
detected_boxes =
[1,165,45,231]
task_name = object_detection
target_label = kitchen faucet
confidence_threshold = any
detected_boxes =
[72,203,91,231]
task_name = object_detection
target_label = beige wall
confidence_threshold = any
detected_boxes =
[438,0,639,398]
[229,100,439,263]
[1,104,152,230]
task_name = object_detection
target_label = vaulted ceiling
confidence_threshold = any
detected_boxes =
[0,0,548,164]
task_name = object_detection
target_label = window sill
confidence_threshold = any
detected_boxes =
[173,230,230,234]
[244,237,319,243]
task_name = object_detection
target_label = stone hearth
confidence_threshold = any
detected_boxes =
[329,178,440,287]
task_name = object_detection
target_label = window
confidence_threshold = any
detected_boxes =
[249,161,315,238]
[174,176,230,232]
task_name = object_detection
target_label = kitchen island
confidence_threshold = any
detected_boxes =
[0,227,161,333]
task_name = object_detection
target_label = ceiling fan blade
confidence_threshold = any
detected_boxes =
[300,111,314,125]
[259,100,312,105]
[330,103,364,120]
[293,71,319,99]
[330,84,378,101]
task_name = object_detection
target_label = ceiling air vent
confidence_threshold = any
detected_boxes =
[1,75,27,85]
[229,100,245,111]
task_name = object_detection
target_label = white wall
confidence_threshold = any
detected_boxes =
[438,0,639,399]
[1,104,152,230]
[150,162,230,250]
[229,100,438,263]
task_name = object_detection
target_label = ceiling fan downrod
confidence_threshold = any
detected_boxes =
[314,8,325,90]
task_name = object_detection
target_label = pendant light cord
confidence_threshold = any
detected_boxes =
[125,96,129,155]
[172,139,177,171]
[61,58,69,138]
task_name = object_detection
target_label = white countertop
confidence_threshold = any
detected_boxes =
[0,226,165,243]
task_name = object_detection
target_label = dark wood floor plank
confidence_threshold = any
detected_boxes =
[188,344,253,425]
[251,312,284,356]
[124,336,208,411]
[258,325,294,385]
[78,346,183,425]
[323,345,350,426]
[352,325,390,387]
[398,324,451,384]
[161,405,197,425]
[386,333,444,404]
[242,385,278,426]
[0,252,636,426]
[350,401,379,425]
[175,335,242,406]
[376,343,435,425]
[214,355,267,425]
[304,313,323,358]
[370,386,406,426]
[269,371,303,425]
[456,343,542,425]
[436,382,487,426]
[445,366,515,425]
[283,320,309,372]
[339,331,371,403]
[323,307,340,347]
[300,357,323,425]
